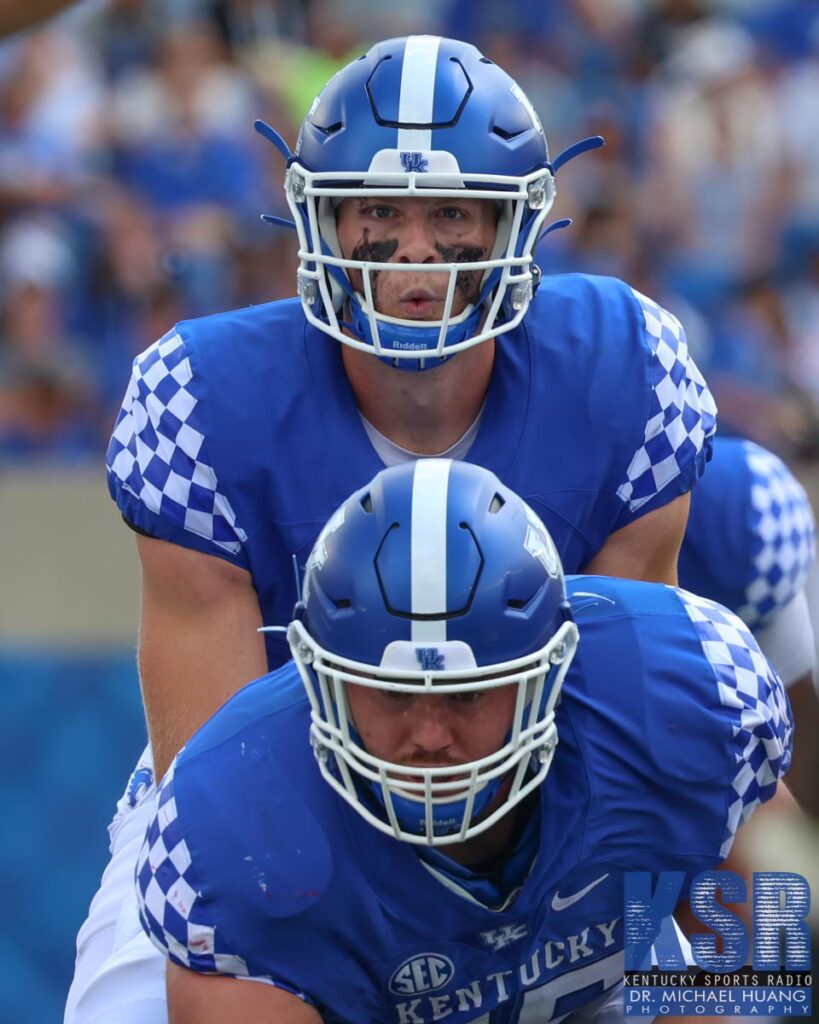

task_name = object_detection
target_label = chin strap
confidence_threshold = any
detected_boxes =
[535,217,573,249]
[256,120,300,232]
[549,134,604,173]
[254,118,293,161]
[337,720,504,840]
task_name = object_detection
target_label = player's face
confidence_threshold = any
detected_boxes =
[336,196,499,321]
[345,680,517,772]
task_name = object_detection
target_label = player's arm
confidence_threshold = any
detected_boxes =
[167,964,322,1024]
[779,671,818,816]
[583,491,690,585]
[137,534,268,780]
[0,0,78,35]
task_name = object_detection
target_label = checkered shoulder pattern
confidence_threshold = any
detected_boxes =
[617,290,718,513]
[678,590,792,858]
[137,759,315,1001]
[737,441,816,629]
[136,758,252,975]
[106,330,248,560]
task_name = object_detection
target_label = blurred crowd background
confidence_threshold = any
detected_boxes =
[1,0,819,464]
[1,1,819,1022]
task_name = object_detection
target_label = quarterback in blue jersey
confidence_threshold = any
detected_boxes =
[104,36,716,782]
[68,37,717,1024]
[136,461,790,1024]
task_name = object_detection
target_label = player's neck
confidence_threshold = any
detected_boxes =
[341,340,495,456]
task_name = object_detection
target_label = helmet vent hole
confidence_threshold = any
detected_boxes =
[360,493,374,513]
[333,598,352,609]
[508,598,526,609]
[488,494,505,514]
[480,57,494,64]
[492,125,525,142]
[314,121,343,137]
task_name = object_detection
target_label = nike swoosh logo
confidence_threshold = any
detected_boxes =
[551,873,610,912]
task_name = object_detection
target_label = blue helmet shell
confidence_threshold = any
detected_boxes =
[299,459,572,666]
[295,37,550,181]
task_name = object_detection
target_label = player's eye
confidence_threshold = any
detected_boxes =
[368,205,395,219]
[437,207,465,220]
[448,691,483,705]
[382,689,414,702]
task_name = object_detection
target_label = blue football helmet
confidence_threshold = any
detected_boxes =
[257,36,601,370]
[288,459,579,845]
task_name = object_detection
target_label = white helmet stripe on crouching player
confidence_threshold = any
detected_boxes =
[397,36,441,152]
[411,459,451,644]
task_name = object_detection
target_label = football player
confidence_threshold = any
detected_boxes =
[136,460,790,1024]
[67,37,716,1022]
[679,436,817,812]
[0,0,79,36]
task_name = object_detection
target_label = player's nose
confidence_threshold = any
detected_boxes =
[406,698,457,754]
[397,213,439,264]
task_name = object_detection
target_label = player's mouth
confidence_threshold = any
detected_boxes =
[398,288,441,319]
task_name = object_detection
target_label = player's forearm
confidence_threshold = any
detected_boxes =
[136,535,268,779]
[782,672,819,816]
[0,0,78,35]
[167,964,323,1023]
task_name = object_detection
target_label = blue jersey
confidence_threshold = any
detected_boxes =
[680,438,816,629]
[136,577,790,1024]
[107,276,716,666]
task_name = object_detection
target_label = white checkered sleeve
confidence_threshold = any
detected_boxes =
[106,330,248,560]
[136,760,316,1003]
[737,441,816,629]
[617,290,718,513]
[136,759,251,975]
[679,591,793,858]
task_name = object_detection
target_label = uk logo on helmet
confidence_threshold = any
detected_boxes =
[416,647,445,671]
[400,151,429,173]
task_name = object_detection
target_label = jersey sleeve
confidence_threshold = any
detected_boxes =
[677,589,793,858]
[614,288,717,526]
[738,441,816,628]
[136,759,312,1003]
[106,329,249,568]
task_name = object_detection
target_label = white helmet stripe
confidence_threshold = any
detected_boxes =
[397,35,442,152]
[410,459,450,643]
